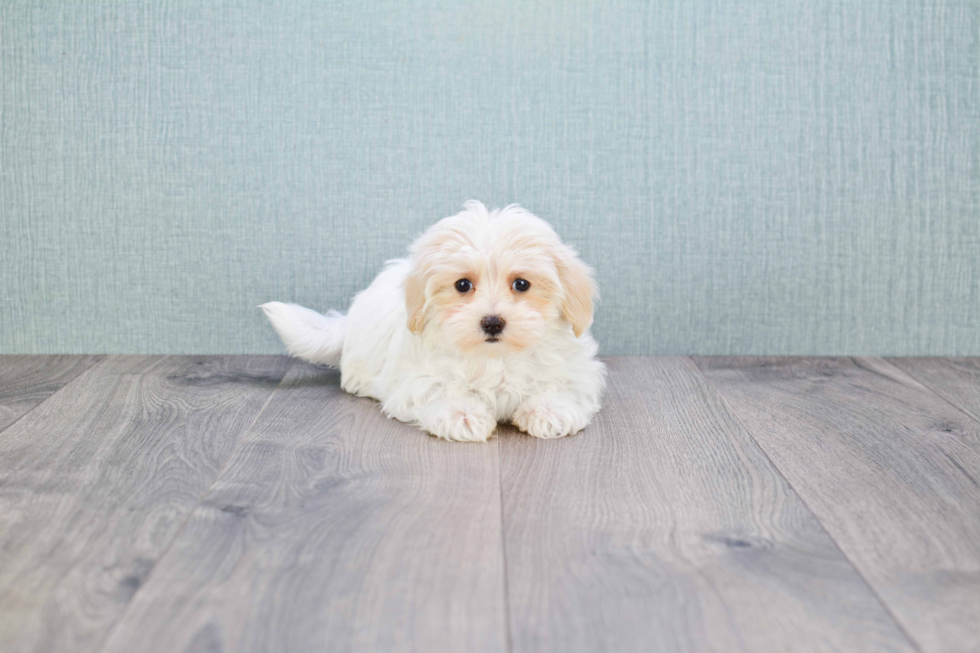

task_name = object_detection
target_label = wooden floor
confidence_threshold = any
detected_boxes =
[1,356,978,653]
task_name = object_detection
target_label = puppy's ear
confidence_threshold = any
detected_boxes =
[404,268,427,334]
[556,246,597,337]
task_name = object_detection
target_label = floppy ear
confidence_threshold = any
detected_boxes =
[404,267,427,334]
[556,246,597,337]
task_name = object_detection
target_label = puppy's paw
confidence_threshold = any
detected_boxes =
[422,400,497,443]
[513,395,590,440]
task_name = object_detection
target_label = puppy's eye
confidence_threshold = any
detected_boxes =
[512,278,531,292]
[454,279,473,293]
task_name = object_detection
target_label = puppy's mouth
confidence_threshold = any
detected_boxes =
[484,336,501,343]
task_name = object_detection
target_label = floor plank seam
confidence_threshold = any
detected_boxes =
[89,358,296,653]
[0,355,107,437]
[9,355,973,651]
[882,357,980,428]
[686,356,927,653]
[496,433,514,653]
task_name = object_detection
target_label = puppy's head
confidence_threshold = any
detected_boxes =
[404,201,596,355]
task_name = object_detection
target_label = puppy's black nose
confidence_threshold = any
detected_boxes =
[481,315,506,336]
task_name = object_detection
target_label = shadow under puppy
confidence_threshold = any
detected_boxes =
[262,201,605,442]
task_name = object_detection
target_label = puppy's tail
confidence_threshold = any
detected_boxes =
[260,302,347,368]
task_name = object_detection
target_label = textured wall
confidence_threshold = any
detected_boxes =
[1,1,978,355]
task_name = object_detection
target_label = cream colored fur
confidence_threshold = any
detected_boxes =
[262,201,605,442]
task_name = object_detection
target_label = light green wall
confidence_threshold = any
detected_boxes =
[2,1,978,355]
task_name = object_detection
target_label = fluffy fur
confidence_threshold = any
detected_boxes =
[262,201,605,442]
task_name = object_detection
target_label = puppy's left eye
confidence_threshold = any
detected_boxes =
[512,278,530,292]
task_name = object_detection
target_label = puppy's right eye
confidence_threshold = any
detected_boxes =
[454,279,473,293]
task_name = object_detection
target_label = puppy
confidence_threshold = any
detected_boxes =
[262,201,605,442]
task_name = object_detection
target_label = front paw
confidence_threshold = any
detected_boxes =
[421,400,497,443]
[513,395,590,439]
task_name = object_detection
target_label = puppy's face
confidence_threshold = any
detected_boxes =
[405,203,596,356]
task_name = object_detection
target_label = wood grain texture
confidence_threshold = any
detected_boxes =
[694,356,980,653]
[0,355,104,433]
[499,357,915,653]
[0,355,291,653]
[99,362,507,653]
[889,358,980,424]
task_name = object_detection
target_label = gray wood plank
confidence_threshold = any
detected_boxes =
[0,355,104,433]
[499,356,915,653]
[694,356,980,653]
[0,355,291,653]
[889,358,980,424]
[99,362,507,653]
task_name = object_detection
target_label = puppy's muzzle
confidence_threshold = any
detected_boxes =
[481,315,506,338]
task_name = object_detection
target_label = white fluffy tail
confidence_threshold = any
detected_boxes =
[260,302,347,367]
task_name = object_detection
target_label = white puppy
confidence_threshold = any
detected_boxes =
[262,201,605,442]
